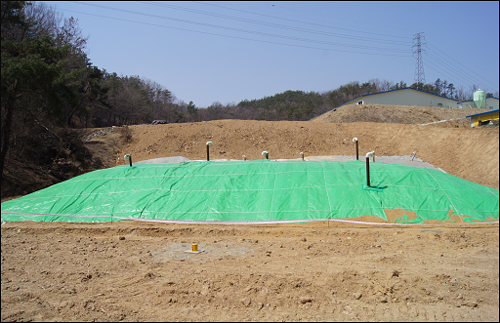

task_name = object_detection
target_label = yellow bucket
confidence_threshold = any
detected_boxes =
[192,243,198,252]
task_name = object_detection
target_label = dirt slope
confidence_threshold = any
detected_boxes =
[107,119,498,189]
[311,104,489,125]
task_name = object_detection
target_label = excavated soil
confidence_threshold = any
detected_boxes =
[1,221,498,322]
[2,107,499,321]
[113,119,498,190]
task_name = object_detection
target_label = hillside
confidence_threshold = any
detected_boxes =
[103,118,497,190]
[1,105,498,201]
[311,104,490,125]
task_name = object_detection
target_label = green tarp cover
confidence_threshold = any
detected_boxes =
[1,160,498,224]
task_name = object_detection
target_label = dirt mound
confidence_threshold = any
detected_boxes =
[311,104,489,126]
[107,119,498,190]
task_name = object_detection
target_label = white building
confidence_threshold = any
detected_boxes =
[459,97,499,110]
[336,88,459,109]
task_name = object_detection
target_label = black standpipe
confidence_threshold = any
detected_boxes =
[353,137,359,160]
[366,156,370,187]
[206,141,213,161]
[124,154,132,167]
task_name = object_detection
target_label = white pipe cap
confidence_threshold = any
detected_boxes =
[365,151,374,158]
[262,151,268,155]
[206,141,213,145]
[352,137,358,142]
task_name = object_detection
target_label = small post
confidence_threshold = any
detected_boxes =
[352,137,359,160]
[124,154,132,167]
[365,151,374,187]
[300,152,304,161]
[411,151,416,161]
[373,151,375,162]
[243,155,247,161]
[262,151,269,160]
[206,141,213,161]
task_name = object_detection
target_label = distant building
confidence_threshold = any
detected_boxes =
[335,88,458,109]
[466,109,499,127]
[458,97,499,110]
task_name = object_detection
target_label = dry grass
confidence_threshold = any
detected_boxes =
[312,104,489,127]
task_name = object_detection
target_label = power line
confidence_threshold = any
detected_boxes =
[194,1,413,41]
[71,2,411,55]
[423,60,470,91]
[57,8,411,57]
[425,50,494,93]
[141,1,412,46]
[426,41,498,90]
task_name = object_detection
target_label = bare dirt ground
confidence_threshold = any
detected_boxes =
[2,105,499,321]
[2,221,499,322]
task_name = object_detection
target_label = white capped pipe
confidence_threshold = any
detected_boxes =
[262,151,268,155]
[243,155,247,161]
[352,137,358,142]
[365,151,374,158]
[206,141,213,146]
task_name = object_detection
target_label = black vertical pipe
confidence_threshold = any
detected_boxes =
[265,153,269,160]
[207,144,210,161]
[129,155,132,167]
[355,141,359,160]
[366,156,370,187]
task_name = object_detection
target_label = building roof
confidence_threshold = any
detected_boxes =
[460,97,499,104]
[466,109,499,118]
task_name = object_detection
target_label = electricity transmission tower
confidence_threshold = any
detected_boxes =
[412,32,426,89]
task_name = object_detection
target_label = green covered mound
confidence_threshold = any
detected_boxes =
[1,160,498,224]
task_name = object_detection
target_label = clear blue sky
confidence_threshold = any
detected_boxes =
[43,1,499,108]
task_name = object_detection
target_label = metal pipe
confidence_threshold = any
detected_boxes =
[365,151,374,186]
[352,137,359,160]
[262,151,269,160]
[124,154,132,167]
[300,152,304,161]
[411,151,416,161]
[243,155,247,161]
[206,141,213,161]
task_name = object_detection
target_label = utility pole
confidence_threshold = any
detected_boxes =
[412,32,426,89]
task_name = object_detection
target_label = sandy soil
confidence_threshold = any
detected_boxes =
[2,107,499,321]
[1,221,498,322]
[109,119,498,190]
